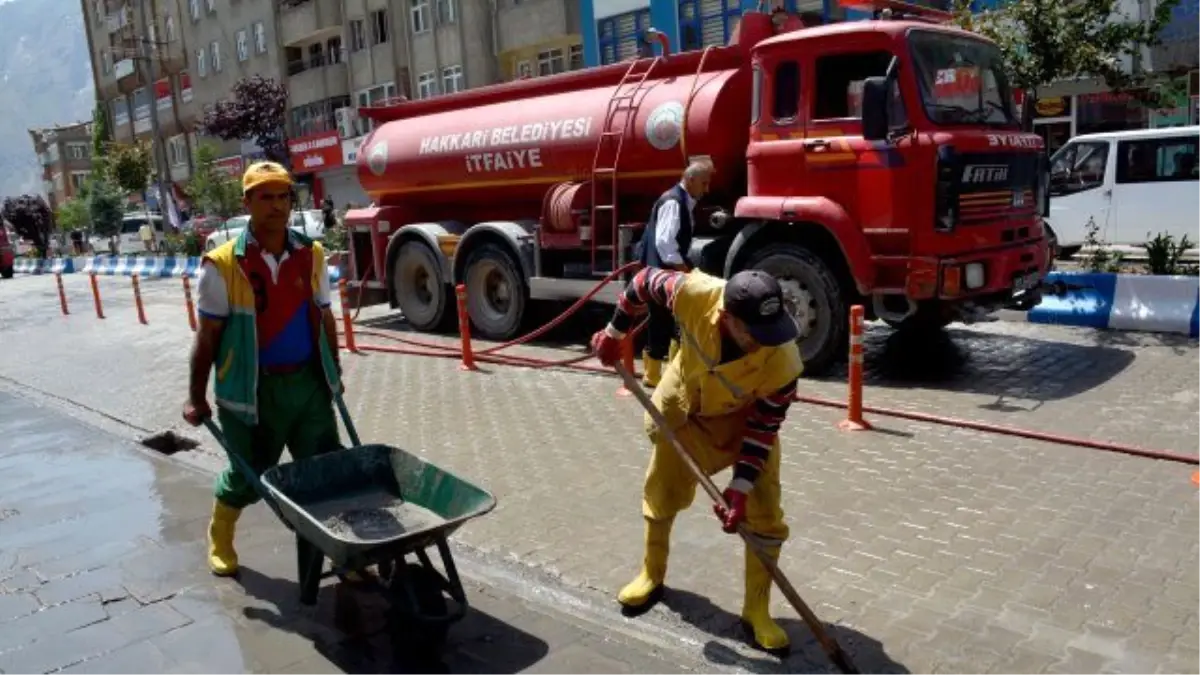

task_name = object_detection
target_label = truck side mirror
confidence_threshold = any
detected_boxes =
[861,76,891,142]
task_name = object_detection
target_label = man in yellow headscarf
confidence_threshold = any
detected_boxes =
[591,266,802,656]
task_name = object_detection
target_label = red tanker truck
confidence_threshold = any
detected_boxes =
[343,0,1051,374]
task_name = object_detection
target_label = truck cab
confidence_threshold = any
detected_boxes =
[735,12,1049,366]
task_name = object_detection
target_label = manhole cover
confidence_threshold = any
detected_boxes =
[139,431,201,456]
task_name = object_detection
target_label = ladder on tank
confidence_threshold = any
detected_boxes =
[588,55,661,275]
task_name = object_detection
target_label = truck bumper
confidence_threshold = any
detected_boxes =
[906,239,1048,313]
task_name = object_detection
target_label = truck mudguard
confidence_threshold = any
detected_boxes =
[731,195,876,294]
[384,221,468,284]
[452,221,537,285]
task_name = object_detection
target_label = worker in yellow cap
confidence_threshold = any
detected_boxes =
[590,266,802,657]
[182,161,344,577]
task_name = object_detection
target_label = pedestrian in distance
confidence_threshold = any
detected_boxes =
[182,160,345,578]
[631,160,713,387]
[590,266,802,657]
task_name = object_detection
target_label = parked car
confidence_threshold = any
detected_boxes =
[89,213,167,255]
[1047,126,1199,258]
[204,210,326,251]
[0,224,15,279]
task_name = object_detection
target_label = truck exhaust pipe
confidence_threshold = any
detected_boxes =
[644,28,671,56]
[871,292,917,323]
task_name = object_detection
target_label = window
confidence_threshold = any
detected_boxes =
[133,87,151,118]
[210,40,221,72]
[441,65,463,94]
[355,82,397,135]
[411,0,430,33]
[813,51,892,120]
[168,135,188,166]
[537,48,565,76]
[371,9,389,44]
[236,29,248,61]
[596,8,650,65]
[112,96,129,126]
[349,19,366,51]
[515,61,532,79]
[1049,141,1109,196]
[254,21,267,53]
[165,15,175,42]
[436,0,455,23]
[196,48,207,77]
[289,95,352,137]
[92,0,102,22]
[568,44,582,70]
[772,61,799,121]
[909,31,1015,127]
[417,71,437,98]
[70,172,90,192]
[1116,137,1199,183]
[189,0,199,20]
[327,37,342,63]
[205,0,215,12]
[101,50,112,75]
[47,144,60,163]
[66,143,87,160]
[53,172,64,192]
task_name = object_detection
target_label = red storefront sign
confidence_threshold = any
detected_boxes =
[180,71,193,104]
[154,78,172,111]
[288,131,343,174]
[215,155,244,178]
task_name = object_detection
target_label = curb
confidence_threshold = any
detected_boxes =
[12,258,75,275]
[1028,271,1200,337]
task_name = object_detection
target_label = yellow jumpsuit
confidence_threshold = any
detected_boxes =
[618,271,803,654]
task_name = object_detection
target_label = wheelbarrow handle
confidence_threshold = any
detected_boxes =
[201,418,294,530]
[334,391,361,448]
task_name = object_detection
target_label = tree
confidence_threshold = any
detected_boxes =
[953,0,1180,119]
[87,177,127,254]
[2,195,54,258]
[56,195,91,232]
[107,140,153,196]
[199,75,290,167]
[186,143,244,219]
[91,101,111,175]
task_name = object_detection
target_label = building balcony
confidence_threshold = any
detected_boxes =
[114,58,136,80]
[278,0,342,48]
[286,57,348,107]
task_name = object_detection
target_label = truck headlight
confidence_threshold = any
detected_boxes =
[965,262,985,289]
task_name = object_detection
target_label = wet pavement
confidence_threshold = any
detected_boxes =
[0,389,721,674]
[1,272,1198,674]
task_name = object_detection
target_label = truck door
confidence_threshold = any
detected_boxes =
[747,54,805,195]
[800,45,911,236]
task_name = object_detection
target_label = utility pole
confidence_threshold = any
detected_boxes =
[134,0,174,221]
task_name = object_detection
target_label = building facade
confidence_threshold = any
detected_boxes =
[28,122,95,213]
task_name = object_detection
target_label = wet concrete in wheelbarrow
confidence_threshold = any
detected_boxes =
[0,389,722,674]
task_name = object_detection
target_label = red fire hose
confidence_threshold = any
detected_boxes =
[338,258,1195,467]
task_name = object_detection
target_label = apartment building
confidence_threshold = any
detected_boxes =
[81,0,195,211]
[28,122,95,213]
[278,0,584,209]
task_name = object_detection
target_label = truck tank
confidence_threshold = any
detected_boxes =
[355,58,752,219]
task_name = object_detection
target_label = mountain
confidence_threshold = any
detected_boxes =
[0,0,94,199]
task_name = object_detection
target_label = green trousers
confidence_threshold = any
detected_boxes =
[214,365,341,509]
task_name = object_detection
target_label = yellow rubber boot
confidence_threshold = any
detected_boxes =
[207,500,242,577]
[617,516,672,615]
[641,354,664,388]
[667,338,680,364]
[742,544,791,657]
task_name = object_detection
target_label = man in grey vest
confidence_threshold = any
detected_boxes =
[635,160,713,386]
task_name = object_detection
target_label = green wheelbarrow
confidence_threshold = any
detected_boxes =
[202,393,497,652]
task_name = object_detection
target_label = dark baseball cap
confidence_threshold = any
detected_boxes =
[723,270,799,347]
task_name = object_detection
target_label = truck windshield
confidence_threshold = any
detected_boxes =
[909,30,1016,127]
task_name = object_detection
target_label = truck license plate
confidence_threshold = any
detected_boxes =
[1013,273,1037,292]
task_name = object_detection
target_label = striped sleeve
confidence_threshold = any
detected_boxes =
[607,268,686,337]
[729,377,799,492]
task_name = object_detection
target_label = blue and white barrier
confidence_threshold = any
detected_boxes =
[1029,271,1200,338]
[12,258,76,275]
[81,255,343,284]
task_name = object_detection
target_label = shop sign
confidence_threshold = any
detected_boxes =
[180,71,193,104]
[155,78,172,111]
[288,131,343,173]
[342,136,365,165]
[215,155,244,178]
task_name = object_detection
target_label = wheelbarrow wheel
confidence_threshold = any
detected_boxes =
[388,562,451,657]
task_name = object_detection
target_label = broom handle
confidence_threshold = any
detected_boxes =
[614,364,859,674]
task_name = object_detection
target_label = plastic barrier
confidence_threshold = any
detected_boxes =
[80,255,343,283]
[12,258,75,275]
[1028,271,1200,337]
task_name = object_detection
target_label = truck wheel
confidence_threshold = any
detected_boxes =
[743,243,846,375]
[463,243,527,340]
[1,266,12,279]
[393,240,450,332]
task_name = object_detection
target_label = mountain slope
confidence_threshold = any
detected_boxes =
[0,0,94,198]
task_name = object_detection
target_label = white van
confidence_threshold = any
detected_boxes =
[1046,126,1198,257]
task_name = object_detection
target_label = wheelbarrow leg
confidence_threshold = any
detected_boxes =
[296,536,324,605]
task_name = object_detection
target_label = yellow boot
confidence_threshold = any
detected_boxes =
[617,516,672,616]
[207,500,242,577]
[641,353,664,388]
[741,543,791,657]
[667,338,680,364]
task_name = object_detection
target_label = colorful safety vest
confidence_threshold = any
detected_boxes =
[203,227,341,425]
[670,271,804,418]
